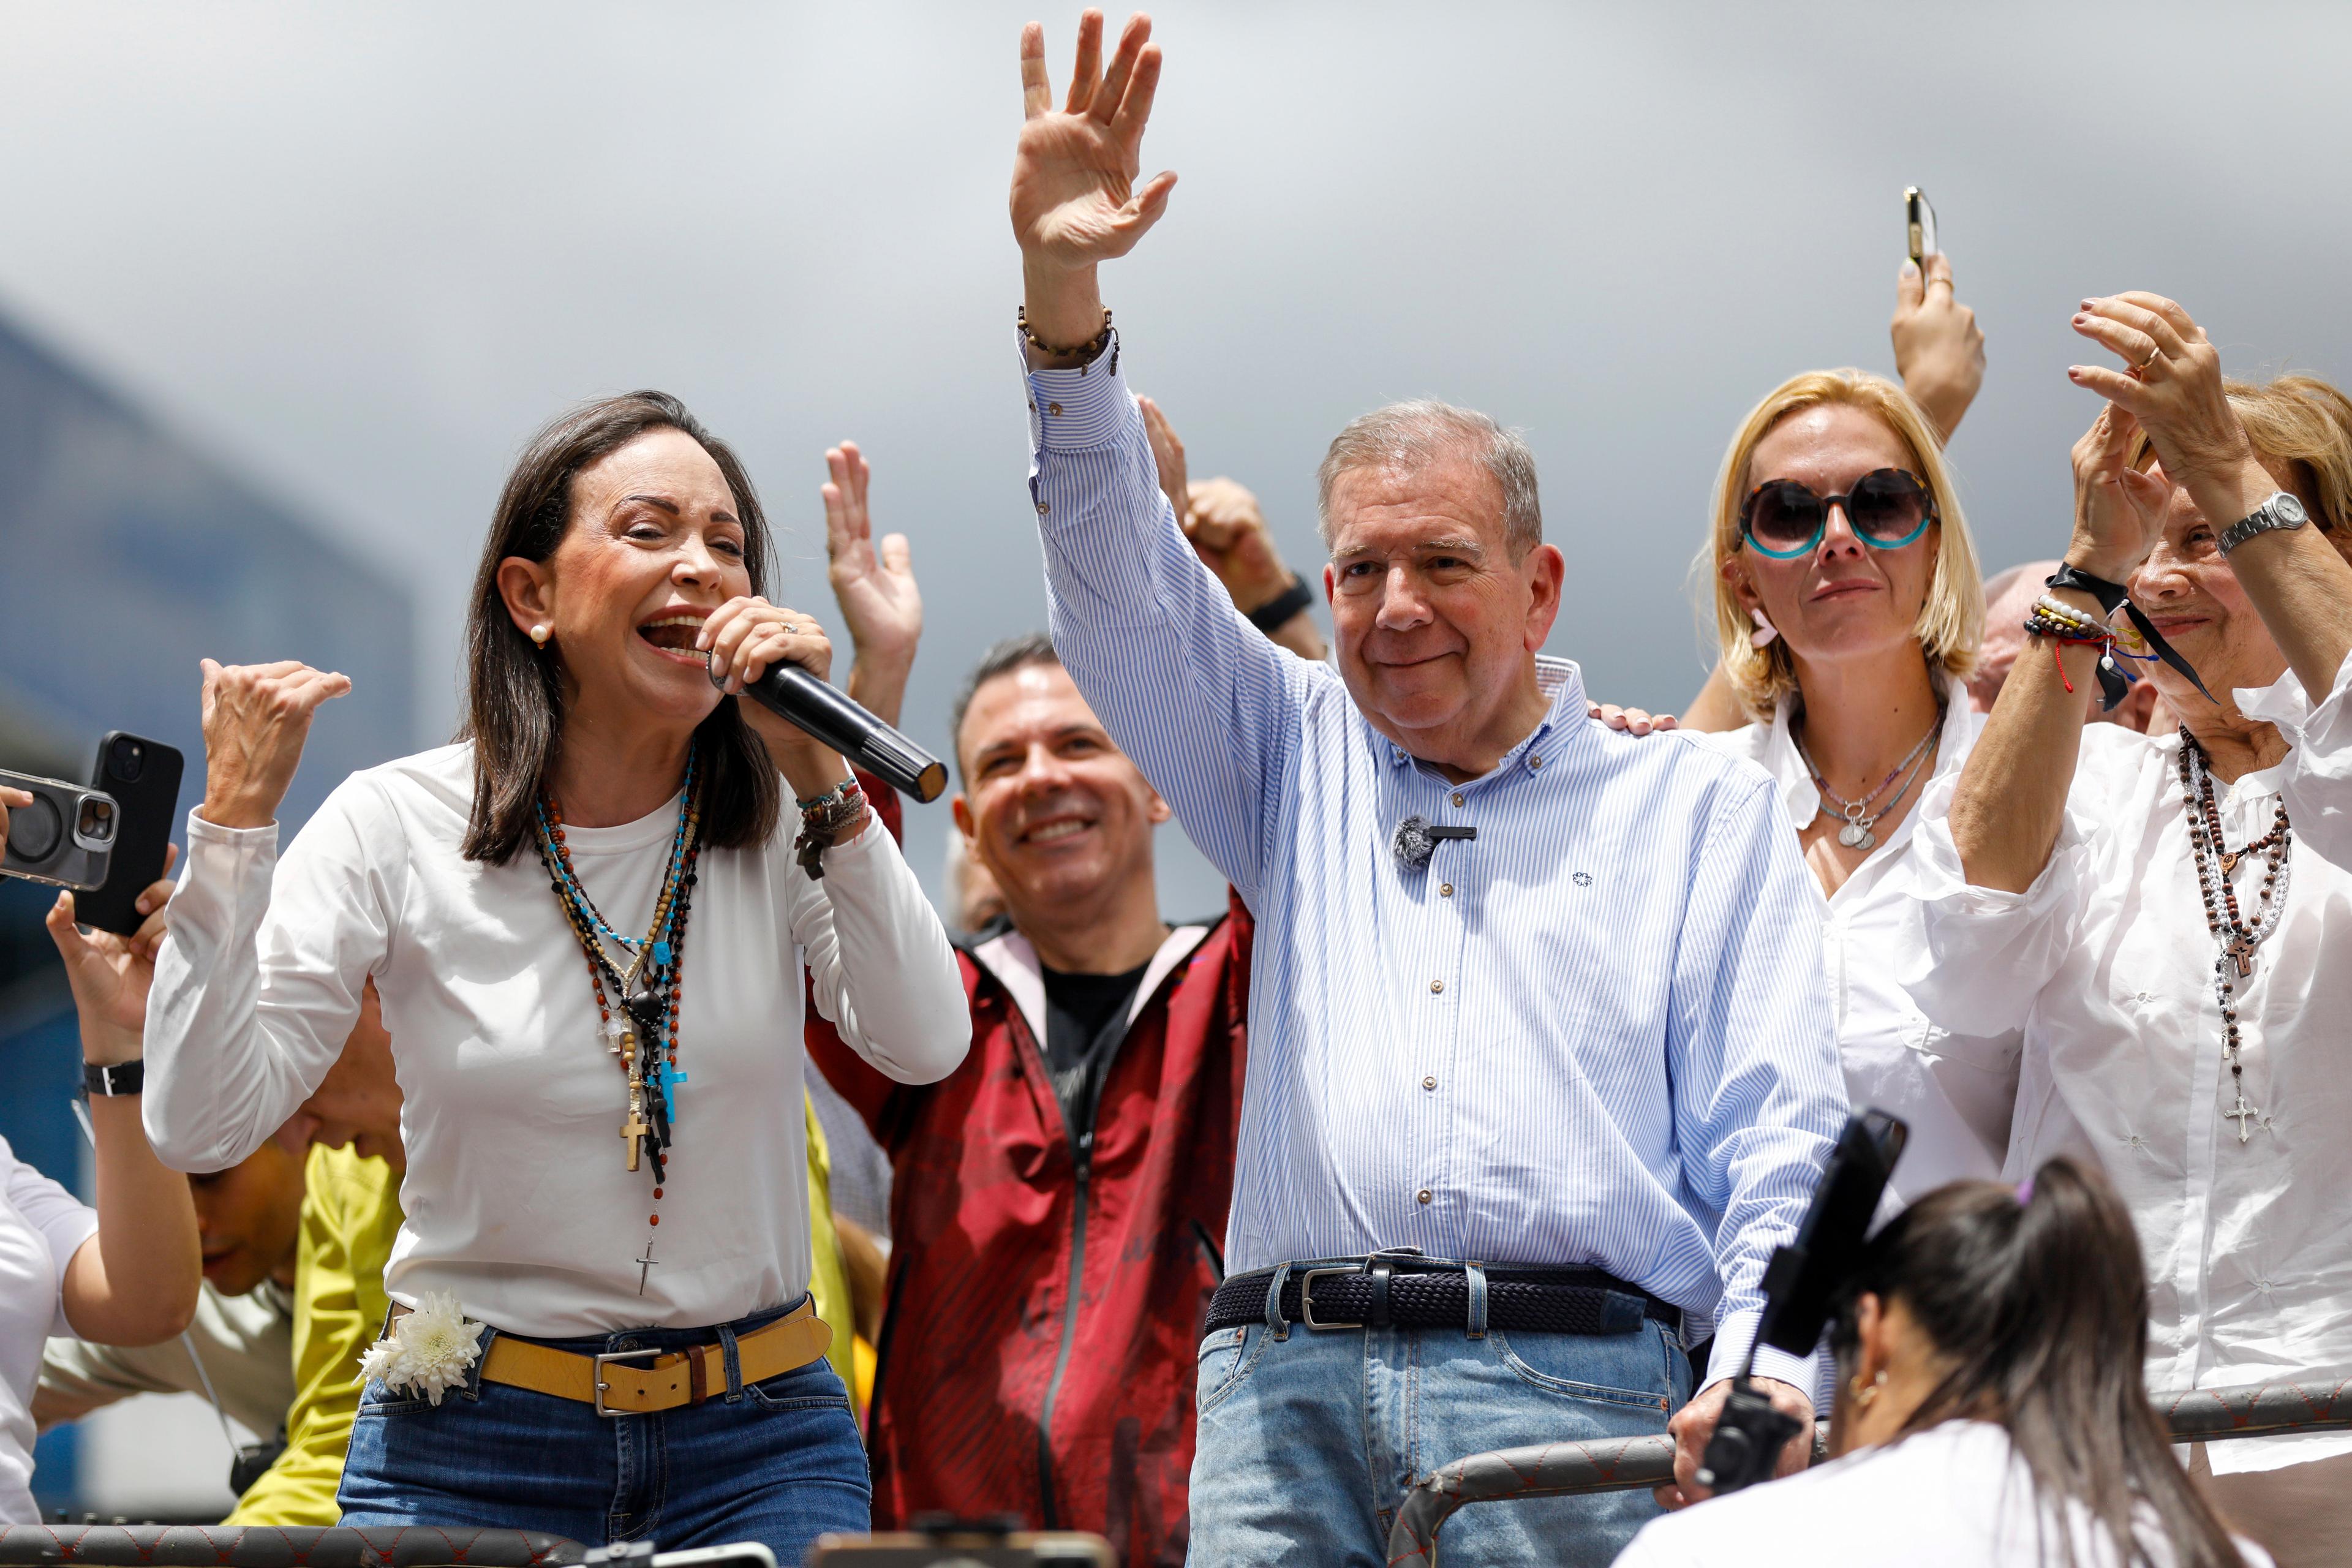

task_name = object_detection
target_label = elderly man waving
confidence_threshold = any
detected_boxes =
[1006,13,1847,1565]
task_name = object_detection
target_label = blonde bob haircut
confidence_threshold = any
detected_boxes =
[1701,369,1985,719]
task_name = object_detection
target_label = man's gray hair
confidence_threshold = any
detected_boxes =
[1315,399,1543,556]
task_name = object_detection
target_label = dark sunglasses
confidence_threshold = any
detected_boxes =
[1740,469,1937,559]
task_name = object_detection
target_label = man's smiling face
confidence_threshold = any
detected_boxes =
[952,660,1169,925]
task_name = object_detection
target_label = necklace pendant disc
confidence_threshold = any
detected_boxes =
[1838,822,1875,850]
[2221,851,2240,874]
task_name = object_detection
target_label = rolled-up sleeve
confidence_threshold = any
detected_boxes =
[2240,647,2352,873]
[1897,769,2091,1041]
[1669,775,1849,1395]
[794,814,968,1084]
[1024,337,1314,905]
[145,791,390,1172]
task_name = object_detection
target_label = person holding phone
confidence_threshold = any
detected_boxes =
[0,805,200,1524]
[139,391,968,1560]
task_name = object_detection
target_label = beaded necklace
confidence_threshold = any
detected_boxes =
[2177,730,2293,1145]
[532,750,704,1289]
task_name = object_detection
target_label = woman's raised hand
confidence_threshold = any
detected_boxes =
[1891,254,1985,443]
[1014,10,1174,349]
[198,659,351,831]
[823,442,922,679]
[2067,404,2174,582]
[2070,294,2271,529]
[47,848,179,1056]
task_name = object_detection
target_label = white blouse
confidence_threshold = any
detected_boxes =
[1614,1419,2274,1567]
[1904,652,2352,1477]
[1,1137,97,1525]
[144,743,968,1338]
[1691,692,2020,1208]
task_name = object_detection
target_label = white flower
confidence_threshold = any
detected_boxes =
[363,1289,484,1406]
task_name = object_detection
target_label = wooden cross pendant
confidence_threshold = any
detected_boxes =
[2226,937,2257,978]
[621,1112,650,1170]
[2225,1095,2261,1145]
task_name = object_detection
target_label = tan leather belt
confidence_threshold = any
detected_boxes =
[395,1297,832,1417]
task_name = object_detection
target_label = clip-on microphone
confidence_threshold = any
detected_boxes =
[1392,813,1476,873]
[1693,1107,1909,1497]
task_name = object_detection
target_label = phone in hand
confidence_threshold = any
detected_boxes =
[0,769,118,892]
[1905,186,1938,271]
[75,732,185,936]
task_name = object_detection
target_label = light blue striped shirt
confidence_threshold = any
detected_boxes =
[1021,344,1847,1390]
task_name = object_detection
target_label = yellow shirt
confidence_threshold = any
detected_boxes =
[225,1144,401,1526]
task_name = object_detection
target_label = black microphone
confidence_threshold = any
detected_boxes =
[715,660,948,804]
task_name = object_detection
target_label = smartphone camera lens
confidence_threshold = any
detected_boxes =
[77,797,116,845]
[108,737,145,782]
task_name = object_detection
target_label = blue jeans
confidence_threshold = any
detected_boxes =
[1188,1261,1693,1567]
[338,1300,869,1560]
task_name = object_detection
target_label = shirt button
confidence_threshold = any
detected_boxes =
[1036,500,1050,517]
[1529,755,1544,769]
[1451,792,1466,807]
[1422,1076,1438,1090]
[1047,401,1063,416]
[1429,979,1444,994]
[1417,1189,1433,1205]
[1439,883,1453,897]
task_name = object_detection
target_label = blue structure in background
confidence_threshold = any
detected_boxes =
[0,307,414,1512]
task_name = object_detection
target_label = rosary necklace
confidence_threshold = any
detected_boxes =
[533,748,704,1289]
[2177,730,2293,1145]
[1793,703,1943,851]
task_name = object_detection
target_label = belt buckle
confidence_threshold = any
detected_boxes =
[1298,1266,1360,1331]
[591,1347,665,1417]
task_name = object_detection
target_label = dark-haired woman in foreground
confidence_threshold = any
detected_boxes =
[1616,1158,2268,1568]
[141,393,968,1556]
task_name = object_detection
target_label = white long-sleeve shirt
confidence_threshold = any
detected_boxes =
[144,743,968,1337]
[1,1138,97,1524]
[1690,690,2019,1209]
[1613,1419,2275,1568]
[1904,652,2352,1476]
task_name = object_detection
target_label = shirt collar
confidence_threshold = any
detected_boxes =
[1381,655,1584,784]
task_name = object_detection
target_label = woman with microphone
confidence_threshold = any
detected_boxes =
[141,391,968,1556]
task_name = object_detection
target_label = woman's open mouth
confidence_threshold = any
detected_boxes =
[638,613,710,667]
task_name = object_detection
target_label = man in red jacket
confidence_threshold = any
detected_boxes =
[803,435,1321,1565]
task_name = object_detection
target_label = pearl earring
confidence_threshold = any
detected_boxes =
[530,624,551,646]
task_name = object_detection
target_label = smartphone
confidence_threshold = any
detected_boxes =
[1905,186,1938,270]
[75,732,185,935]
[0,769,119,891]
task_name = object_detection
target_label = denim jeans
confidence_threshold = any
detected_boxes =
[1188,1261,1693,1567]
[338,1299,869,1561]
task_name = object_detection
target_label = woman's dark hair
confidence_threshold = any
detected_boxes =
[458,391,781,864]
[1828,1158,2245,1568]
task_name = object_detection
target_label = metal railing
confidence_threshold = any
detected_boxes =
[1385,1378,2352,1566]
[0,1526,584,1567]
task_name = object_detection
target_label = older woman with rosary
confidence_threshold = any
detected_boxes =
[139,392,968,1557]
[1907,294,2352,1568]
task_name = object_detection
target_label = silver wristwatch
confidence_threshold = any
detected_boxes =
[2218,491,2310,555]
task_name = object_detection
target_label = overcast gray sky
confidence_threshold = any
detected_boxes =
[2,1,2346,914]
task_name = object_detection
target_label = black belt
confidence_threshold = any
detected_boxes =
[1206,1255,1681,1337]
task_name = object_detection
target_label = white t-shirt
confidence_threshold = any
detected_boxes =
[143,743,969,1337]
[1,1136,98,1525]
[1614,1420,2274,1568]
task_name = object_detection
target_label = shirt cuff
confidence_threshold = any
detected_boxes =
[1019,326,1137,453]
[1700,1308,1823,1405]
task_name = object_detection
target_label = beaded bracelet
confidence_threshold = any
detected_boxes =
[794,778,868,881]
[1017,304,1118,372]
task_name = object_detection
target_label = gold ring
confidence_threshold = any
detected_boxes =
[2135,344,2160,372]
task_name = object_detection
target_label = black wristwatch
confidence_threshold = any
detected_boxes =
[83,1060,145,1097]
[2219,491,2310,556]
[1247,577,1315,633]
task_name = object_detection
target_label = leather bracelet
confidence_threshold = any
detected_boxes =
[2045,562,2129,616]
[83,1060,144,1097]
[1246,577,1314,633]
[794,778,867,881]
[2045,563,2216,707]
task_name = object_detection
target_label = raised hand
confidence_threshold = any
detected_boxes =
[0,784,28,859]
[823,440,922,726]
[1891,254,1985,443]
[47,847,179,1060]
[1014,10,1175,350]
[2066,403,2173,582]
[1140,393,1193,532]
[198,659,352,830]
[2068,294,2270,529]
